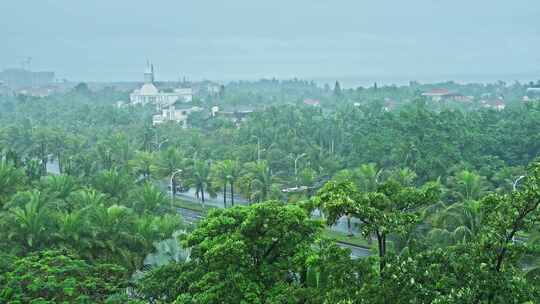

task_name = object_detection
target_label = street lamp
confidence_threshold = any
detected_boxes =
[170,169,183,208]
[156,138,169,151]
[294,153,307,185]
[513,175,526,191]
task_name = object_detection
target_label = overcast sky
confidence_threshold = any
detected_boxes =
[1,0,539,84]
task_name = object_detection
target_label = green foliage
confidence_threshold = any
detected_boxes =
[1,81,540,303]
[0,250,129,303]
[162,201,324,303]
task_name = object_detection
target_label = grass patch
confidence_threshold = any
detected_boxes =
[322,229,373,249]
[172,199,216,213]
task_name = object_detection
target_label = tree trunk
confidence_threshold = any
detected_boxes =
[223,184,227,208]
[377,231,386,274]
[40,142,47,176]
[347,214,353,236]
[201,185,206,208]
[231,182,235,206]
[56,152,62,174]
[172,178,177,198]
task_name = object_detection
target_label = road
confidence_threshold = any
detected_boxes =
[176,205,371,259]
[48,159,369,257]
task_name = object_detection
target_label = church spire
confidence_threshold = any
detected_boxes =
[144,60,154,84]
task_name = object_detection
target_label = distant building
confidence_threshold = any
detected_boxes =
[421,88,450,101]
[17,85,59,97]
[192,80,222,96]
[0,80,13,96]
[480,98,506,111]
[211,105,254,125]
[129,62,193,109]
[303,98,320,106]
[152,105,203,127]
[0,68,55,89]
[524,87,540,101]
[422,89,472,103]
[383,99,396,112]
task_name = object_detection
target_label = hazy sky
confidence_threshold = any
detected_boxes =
[1,0,539,83]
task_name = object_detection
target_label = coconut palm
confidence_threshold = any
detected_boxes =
[53,209,93,256]
[448,170,488,202]
[245,161,281,203]
[129,151,157,182]
[227,160,242,206]
[68,188,107,210]
[211,161,230,207]
[426,201,482,247]
[41,175,79,211]
[0,161,25,206]
[390,167,417,187]
[7,190,51,250]
[187,159,214,207]
[353,163,380,192]
[93,169,133,203]
[87,204,140,269]
[131,182,167,214]
[212,159,242,207]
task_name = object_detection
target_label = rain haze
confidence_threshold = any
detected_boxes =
[4,1,540,303]
[1,0,540,84]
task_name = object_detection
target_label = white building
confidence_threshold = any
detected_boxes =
[153,105,203,127]
[130,62,193,109]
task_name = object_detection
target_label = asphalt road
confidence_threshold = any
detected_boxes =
[176,206,371,259]
[48,160,370,258]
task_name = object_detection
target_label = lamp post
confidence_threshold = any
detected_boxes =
[294,153,307,186]
[513,175,526,191]
[156,138,169,151]
[170,169,183,208]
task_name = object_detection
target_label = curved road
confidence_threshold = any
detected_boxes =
[175,206,371,259]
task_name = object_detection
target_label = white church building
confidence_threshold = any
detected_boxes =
[129,62,193,109]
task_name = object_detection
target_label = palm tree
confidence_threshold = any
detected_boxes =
[188,159,213,207]
[129,151,157,182]
[0,161,25,206]
[68,188,107,210]
[132,182,167,214]
[7,190,51,250]
[213,160,243,207]
[42,175,79,211]
[87,203,140,269]
[155,147,186,179]
[449,170,488,202]
[53,209,93,256]
[426,201,482,247]
[211,161,229,208]
[390,167,417,187]
[227,160,242,206]
[93,169,133,203]
[245,161,280,203]
[354,163,380,192]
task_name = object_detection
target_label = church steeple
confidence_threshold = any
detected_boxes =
[144,60,154,84]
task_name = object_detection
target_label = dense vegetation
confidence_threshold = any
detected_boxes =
[1,80,540,303]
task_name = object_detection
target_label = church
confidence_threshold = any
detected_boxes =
[129,62,193,109]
